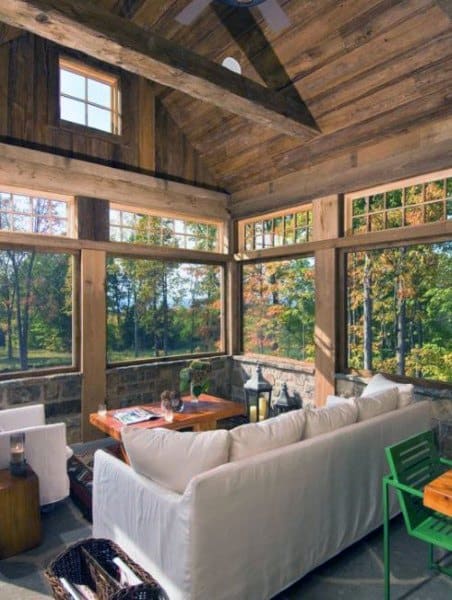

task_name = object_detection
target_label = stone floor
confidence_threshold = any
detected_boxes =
[0,499,451,599]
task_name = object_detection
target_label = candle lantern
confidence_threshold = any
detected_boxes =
[243,364,273,422]
[272,382,297,416]
[9,432,27,477]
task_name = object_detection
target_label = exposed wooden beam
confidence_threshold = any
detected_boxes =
[230,115,452,218]
[436,0,452,20]
[0,0,320,138]
[0,22,23,45]
[0,142,230,220]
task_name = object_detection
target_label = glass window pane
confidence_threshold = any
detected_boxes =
[447,199,452,220]
[13,195,31,213]
[425,180,444,202]
[87,105,112,133]
[242,258,315,361]
[51,201,67,219]
[386,189,402,209]
[446,178,452,198]
[352,198,366,216]
[295,228,308,243]
[405,184,423,205]
[13,215,32,232]
[352,216,367,233]
[369,193,384,212]
[425,201,444,223]
[387,208,402,228]
[61,96,86,126]
[87,79,111,108]
[296,212,307,226]
[369,213,384,231]
[0,250,73,372]
[405,206,423,226]
[107,258,222,362]
[60,69,85,99]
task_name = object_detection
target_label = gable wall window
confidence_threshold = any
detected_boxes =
[59,57,121,135]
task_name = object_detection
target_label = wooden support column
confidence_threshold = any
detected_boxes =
[76,197,109,241]
[137,78,155,172]
[226,260,241,356]
[313,196,342,406]
[81,249,106,441]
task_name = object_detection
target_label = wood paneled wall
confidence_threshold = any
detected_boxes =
[0,32,220,191]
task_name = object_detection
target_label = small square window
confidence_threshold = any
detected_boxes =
[59,58,121,135]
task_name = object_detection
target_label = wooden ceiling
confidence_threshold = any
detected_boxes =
[106,0,452,194]
[2,0,452,197]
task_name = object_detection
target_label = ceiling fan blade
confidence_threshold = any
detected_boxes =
[257,0,290,33]
[175,0,212,25]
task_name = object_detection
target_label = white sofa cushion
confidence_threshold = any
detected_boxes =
[326,395,356,408]
[230,409,305,462]
[303,403,358,438]
[122,427,230,494]
[355,387,398,421]
[362,373,414,408]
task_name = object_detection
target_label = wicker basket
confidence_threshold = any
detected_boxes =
[45,538,167,600]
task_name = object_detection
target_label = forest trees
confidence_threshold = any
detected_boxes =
[242,257,315,361]
[347,241,452,382]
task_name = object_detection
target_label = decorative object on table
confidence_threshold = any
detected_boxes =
[169,390,184,412]
[97,402,107,417]
[9,431,27,476]
[179,360,211,403]
[160,391,174,423]
[45,537,167,600]
[271,382,299,416]
[243,364,273,422]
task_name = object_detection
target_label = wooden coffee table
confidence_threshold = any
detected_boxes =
[423,469,452,517]
[90,393,246,442]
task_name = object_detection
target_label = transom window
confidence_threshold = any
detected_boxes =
[240,206,313,251]
[0,187,71,236]
[347,171,452,236]
[110,205,220,252]
[59,57,121,135]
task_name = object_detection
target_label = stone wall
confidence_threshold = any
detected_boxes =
[106,356,232,410]
[0,373,82,443]
[231,356,315,407]
[335,374,452,420]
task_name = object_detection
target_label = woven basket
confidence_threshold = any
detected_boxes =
[45,538,167,599]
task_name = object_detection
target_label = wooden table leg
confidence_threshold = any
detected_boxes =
[192,420,217,432]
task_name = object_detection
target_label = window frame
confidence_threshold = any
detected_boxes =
[0,184,75,239]
[59,57,122,137]
[109,203,225,253]
[240,251,316,367]
[345,168,452,237]
[105,250,227,367]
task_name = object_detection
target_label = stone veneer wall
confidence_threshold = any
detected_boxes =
[335,374,452,420]
[106,356,232,410]
[0,373,82,443]
[230,356,315,407]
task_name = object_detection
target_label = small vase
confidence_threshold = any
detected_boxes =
[190,381,200,403]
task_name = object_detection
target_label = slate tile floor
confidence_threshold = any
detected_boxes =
[0,499,451,599]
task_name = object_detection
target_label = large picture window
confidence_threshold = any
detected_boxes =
[346,241,452,382]
[0,189,70,236]
[242,257,315,361]
[0,250,74,373]
[107,257,223,362]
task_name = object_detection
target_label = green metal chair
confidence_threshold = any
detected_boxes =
[383,429,452,600]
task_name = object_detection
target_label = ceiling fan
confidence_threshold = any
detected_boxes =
[176,0,290,33]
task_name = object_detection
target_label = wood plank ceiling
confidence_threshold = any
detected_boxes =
[7,0,452,195]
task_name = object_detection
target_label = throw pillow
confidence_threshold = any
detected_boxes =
[303,403,358,439]
[122,427,230,494]
[326,394,356,408]
[229,409,306,462]
[355,387,398,421]
[362,373,414,408]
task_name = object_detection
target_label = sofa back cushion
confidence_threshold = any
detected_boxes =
[230,409,305,462]
[122,427,230,494]
[303,403,358,439]
[326,395,356,408]
[362,373,414,408]
[355,387,398,421]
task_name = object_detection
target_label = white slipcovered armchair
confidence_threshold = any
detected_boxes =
[0,404,71,506]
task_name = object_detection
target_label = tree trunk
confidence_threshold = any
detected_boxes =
[363,252,373,371]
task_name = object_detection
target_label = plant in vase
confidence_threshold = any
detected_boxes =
[179,360,211,403]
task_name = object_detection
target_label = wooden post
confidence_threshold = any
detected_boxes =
[226,219,241,356]
[81,249,106,441]
[313,195,341,405]
[76,196,109,241]
[137,78,155,172]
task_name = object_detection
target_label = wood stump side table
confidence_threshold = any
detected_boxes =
[0,466,42,559]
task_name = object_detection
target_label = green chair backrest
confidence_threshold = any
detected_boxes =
[385,430,445,533]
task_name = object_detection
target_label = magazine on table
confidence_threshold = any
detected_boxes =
[113,407,162,425]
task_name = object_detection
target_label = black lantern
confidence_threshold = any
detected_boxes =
[272,383,297,416]
[9,431,27,477]
[243,364,273,422]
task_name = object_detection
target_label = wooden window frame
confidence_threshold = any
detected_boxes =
[59,57,122,136]
[238,204,313,253]
[345,168,452,237]
[109,203,225,253]
[0,184,74,238]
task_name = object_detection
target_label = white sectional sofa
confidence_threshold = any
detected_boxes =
[93,398,431,599]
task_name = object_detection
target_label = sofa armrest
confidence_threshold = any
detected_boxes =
[0,404,45,431]
[92,449,191,600]
[0,422,69,505]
